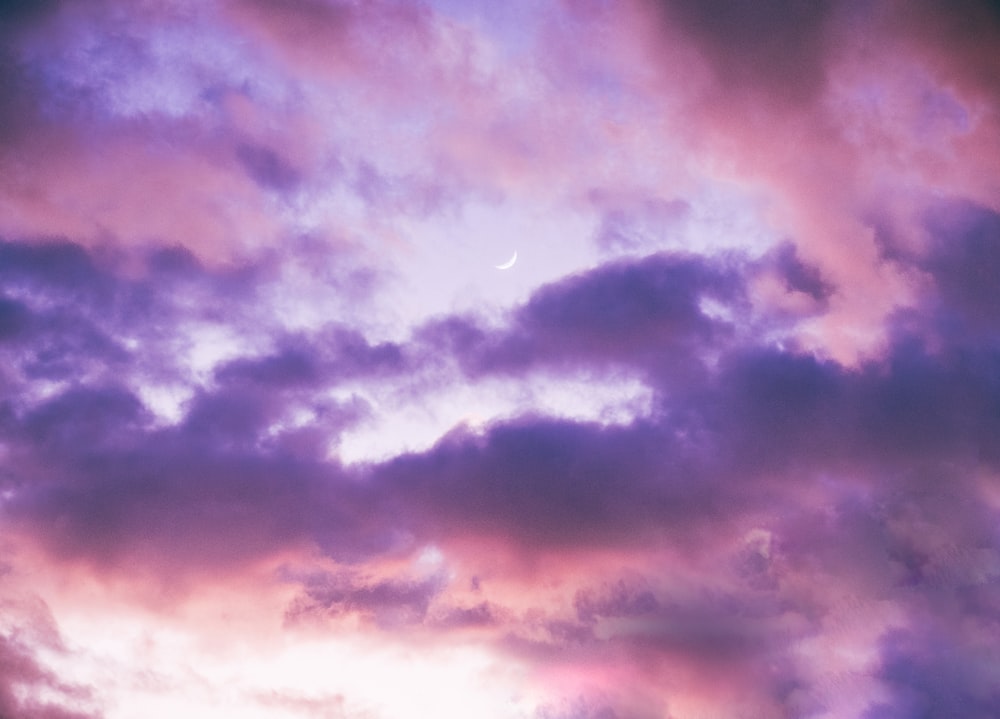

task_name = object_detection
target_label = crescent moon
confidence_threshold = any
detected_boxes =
[495,251,518,270]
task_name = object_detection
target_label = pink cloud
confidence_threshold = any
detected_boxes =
[1,2,999,717]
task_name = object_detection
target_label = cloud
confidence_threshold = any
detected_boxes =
[647,0,835,106]
[252,689,348,719]
[422,251,746,381]
[4,393,383,572]
[590,195,690,252]
[865,624,1000,719]
[286,569,447,629]
[767,241,835,304]
[0,597,100,719]
[889,0,1000,105]
[573,579,661,624]
[0,228,996,584]
[534,698,622,719]
[0,637,98,719]
[919,199,1000,334]
[377,416,706,552]
[430,601,499,630]
[236,142,303,193]
[215,327,407,388]
[0,4,997,713]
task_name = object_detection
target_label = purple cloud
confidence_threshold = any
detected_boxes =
[236,143,303,193]
[865,624,1000,719]
[0,605,99,719]
[646,0,834,106]
[0,3,998,713]
[286,569,446,629]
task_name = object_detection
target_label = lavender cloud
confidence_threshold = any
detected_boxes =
[286,569,446,628]
[0,2,997,714]
[1,228,997,582]
[422,251,746,382]
[0,600,99,719]
[0,635,99,719]
[865,624,1000,719]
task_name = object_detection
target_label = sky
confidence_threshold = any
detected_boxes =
[0,0,999,717]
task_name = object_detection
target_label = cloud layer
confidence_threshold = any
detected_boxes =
[0,1,999,718]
